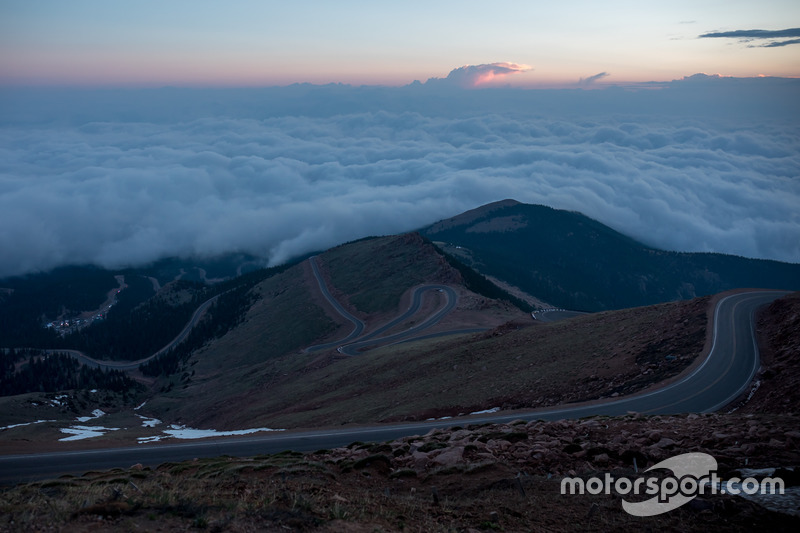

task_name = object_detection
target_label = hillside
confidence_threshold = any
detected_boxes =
[138,233,527,429]
[422,200,800,311]
[170,296,709,430]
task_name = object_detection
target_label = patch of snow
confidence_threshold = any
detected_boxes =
[728,380,761,414]
[48,394,69,407]
[76,409,106,422]
[134,401,147,411]
[0,419,55,431]
[425,416,453,421]
[59,425,120,441]
[470,407,500,415]
[137,424,284,443]
[89,389,98,393]
[136,414,162,428]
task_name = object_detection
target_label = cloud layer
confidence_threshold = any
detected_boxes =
[1,82,799,278]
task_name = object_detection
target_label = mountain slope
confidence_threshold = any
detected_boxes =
[142,233,527,427]
[422,200,800,311]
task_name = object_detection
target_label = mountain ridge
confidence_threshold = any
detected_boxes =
[421,200,800,311]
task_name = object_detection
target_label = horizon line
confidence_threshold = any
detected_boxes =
[2,72,799,91]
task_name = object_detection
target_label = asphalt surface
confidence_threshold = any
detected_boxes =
[0,290,785,484]
[305,256,365,352]
[43,294,221,371]
[305,256,464,355]
[339,285,458,355]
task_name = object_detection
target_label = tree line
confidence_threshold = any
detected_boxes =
[140,263,294,377]
[0,349,141,396]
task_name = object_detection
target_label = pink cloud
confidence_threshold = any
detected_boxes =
[427,62,533,88]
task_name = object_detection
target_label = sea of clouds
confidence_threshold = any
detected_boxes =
[1,78,798,278]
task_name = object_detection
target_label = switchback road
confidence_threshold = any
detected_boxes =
[305,256,462,354]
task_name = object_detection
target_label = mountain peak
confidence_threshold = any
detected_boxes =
[425,199,520,234]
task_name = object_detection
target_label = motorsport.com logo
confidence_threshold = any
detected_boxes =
[560,452,785,517]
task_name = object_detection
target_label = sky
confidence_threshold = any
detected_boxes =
[1,0,799,87]
[0,2,798,278]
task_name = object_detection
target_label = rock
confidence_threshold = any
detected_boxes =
[741,443,757,455]
[411,451,430,469]
[655,437,676,449]
[449,429,472,442]
[486,439,511,452]
[432,446,464,467]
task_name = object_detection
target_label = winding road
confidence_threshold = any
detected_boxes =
[42,293,222,371]
[304,256,366,352]
[305,256,465,355]
[0,289,786,484]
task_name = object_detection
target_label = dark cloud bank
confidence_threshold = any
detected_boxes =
[1,75,798,278]
[699,27,800,47]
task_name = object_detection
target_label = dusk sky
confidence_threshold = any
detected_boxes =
[2,0,799,87]
[0,2,799,278]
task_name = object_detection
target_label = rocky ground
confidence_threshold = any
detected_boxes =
[738,292,800,414]
[2,413,798,532]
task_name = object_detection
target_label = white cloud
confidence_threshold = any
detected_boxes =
[0,81,799,278]
[425,62,533,88]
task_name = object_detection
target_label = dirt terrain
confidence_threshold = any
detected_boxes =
[2,413,798,532]
[736,291,800,414]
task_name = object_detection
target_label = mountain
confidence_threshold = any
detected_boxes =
[421,200,800,311]
[100,232,712,431]
[139,233,530,428]
[2,201,798,431]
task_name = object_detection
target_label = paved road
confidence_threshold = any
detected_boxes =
[43,293,222,371]
[305,257,464,355]
[339,285,458,355]
[305,256,365,352]
[0,290,785,484]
